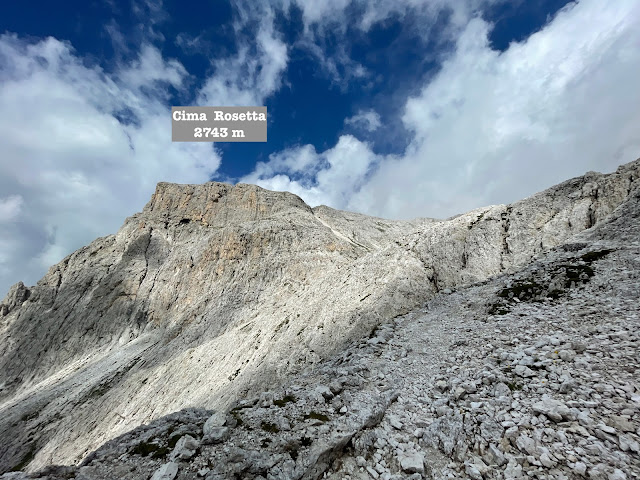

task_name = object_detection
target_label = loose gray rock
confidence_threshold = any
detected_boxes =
[398,452,425,474]
[1,159,640,479]
[532,396,571,422]
[150,462,179,480]
[203,412,226,435]
[169,435,199,461]
[202,426,229,445]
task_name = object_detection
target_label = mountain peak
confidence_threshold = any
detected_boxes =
[140,181,312,228]
[1,159,639,475]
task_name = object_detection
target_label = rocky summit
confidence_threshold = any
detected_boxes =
[0,159,639,480]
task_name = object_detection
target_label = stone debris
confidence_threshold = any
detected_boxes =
[150,462,179,480]
[398,452,425,474]
[169,435,199,461]
[0,160,639,479]
[531,396,571,422]
[4,229,638,479]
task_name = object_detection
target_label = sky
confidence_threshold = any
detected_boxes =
[1,0,640,296]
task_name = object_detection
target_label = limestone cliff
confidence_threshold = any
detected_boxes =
[0,159,638,473]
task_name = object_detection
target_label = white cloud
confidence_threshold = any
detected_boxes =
[242,135,378,208]
[345,109,382,132]
[364,0,640,218]
[197,9,288,107]
[0,34,220,296]
[289,0,352,30]
[279,0,503,86]
[247,0,640,220]
[298,40,368,88]
[0,195,23,222]
[175,32,209,55]
[118,44,186,91]
[249,144,320,179]
[285,0,488,35]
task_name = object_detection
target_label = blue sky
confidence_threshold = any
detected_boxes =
[1,0,640,295]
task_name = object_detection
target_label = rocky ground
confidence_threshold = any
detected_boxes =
[4,228,638,479]
[2,159,638,478]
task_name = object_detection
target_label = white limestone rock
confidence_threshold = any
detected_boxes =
[150,462,179,480]
[0,158,639,477]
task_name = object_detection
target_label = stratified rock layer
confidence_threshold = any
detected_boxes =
[0,159,638,474]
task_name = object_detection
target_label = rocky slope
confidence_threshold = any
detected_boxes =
[0,159,638,476]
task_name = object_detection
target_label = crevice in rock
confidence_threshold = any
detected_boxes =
[586,204,596,229]
[137,228,154,289]
[499,206,512,271]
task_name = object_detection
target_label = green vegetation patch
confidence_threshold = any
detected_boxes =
[581,249,614,262]
[487,246,610,319]
[131,441,169,459]
[303,411,330,422]
[284,441,300,460]
[553,264,594,287]
[274,395,297,407]
[260,421,280,433]
[497,279,544,301]
[167,434,182,449]
[507,381,523,392]
[230,410,244,426]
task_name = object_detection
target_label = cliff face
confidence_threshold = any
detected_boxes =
[0,159,638,473]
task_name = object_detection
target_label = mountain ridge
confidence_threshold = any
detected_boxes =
[0,158,638,474]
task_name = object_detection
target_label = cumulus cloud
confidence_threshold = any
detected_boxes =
[0,195,23,222]
[118,44,186,91]
[248,0,640,220]
[0,34,220,295]
[358,0,640,219]
[279,0,503,86]
[285,0,491,35]
[242,135,378,208]
[197,9,288,107]
[249,144,320,178]
[345,110,382,132]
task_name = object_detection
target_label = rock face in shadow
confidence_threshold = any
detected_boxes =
[0,159,638,474]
